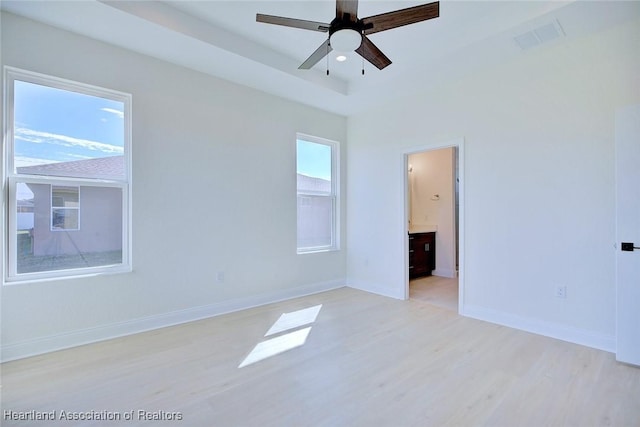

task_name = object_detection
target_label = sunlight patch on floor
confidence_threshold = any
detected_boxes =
[239,304,322,368]
[238,327,311,368]
[265,304,322,337]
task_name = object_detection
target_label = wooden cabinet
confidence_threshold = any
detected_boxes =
[409,232,435,279]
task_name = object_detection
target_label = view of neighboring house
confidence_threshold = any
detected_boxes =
[297,173,332,249]
[16,157,325,263]
[16,156,326,263]
[16,156,124,261]
[17,155,125,181]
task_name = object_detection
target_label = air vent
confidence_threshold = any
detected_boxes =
[514,19,566,51]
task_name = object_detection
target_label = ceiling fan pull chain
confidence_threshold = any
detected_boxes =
[326,39,330,76]
[362,56,365,75]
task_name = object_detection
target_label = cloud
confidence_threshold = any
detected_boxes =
[101,108,124,119]
[15,128,124,155]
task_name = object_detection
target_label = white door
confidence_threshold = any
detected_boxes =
[615,103,640,366]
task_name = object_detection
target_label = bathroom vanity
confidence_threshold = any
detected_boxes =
[408,230,436,279]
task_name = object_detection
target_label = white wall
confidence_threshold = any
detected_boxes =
[347,18,640,350]
[408,148,456,277]
[0,12,347,361]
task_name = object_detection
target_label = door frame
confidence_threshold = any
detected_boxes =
[615,103,640,365]
[402,138,465,314]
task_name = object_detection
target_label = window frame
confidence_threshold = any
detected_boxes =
[3,67,132,283]
[296,133,340,254]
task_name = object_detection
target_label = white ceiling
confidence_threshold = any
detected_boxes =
[2,1,639,116]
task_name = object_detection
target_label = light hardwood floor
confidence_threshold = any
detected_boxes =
[2,287,639,426]
[410,275,459,312]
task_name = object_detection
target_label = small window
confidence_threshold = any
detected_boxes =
[4,67,131,282]
[296,134,339,253]
[51,186,80,231]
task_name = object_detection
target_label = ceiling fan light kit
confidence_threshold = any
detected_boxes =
[330,28,362,52]
[257,0,440,72]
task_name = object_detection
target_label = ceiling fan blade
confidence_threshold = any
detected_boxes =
[362,1,439,35]
[336,0,358,23]
[355,36,392,70]
[257,14,330,32]
[299,39,333,70]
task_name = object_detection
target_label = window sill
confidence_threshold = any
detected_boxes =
[3,265,132,285]
[297,247,340,255]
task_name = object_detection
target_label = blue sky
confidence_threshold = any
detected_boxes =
[297,139,331,181]
[14,80,124,168]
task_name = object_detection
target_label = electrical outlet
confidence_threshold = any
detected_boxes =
[555,285,567,299]
[216,271,225,283]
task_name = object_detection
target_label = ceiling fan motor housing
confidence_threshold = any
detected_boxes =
[328,17,364,51]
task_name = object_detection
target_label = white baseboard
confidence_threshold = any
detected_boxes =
[347,280,405,300]
[462,304,616,353]
[433,269,456,278]
[1,280,345,362]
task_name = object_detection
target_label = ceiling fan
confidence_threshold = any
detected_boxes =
[256,1,439,71]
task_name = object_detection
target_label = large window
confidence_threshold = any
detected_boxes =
[3,67,132,282]
[296,134,339,253]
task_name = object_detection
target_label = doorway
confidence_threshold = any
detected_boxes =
[403,139,464,314]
